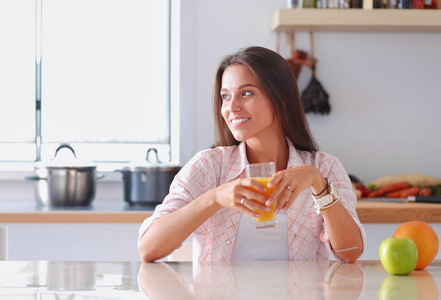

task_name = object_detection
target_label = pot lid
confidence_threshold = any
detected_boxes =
[118,148,181,171]
[36,144,96,168]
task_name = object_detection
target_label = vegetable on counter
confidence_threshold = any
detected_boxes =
[419,187,431,197]
[352,173,441,199]
[399,186,421,198]
[378,182,411,196]
[384,186,416,198]
[369,174,441,189]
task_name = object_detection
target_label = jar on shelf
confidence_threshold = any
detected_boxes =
[339,0,350,7]
[303,0,317,8]
[382,0,398,8]
[398,0,411,8]
[411,0,425,8]
[350,0,363,7]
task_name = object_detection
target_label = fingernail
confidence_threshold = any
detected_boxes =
[266,200,272,206]
[255,213,261,218]
[267,183,272,188]
[265,207,271,211]
[275,208,280,214]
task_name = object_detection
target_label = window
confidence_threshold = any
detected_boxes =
[0,0,171,163]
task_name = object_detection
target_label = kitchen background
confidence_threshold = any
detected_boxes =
[1,0,440,202]
[0,0,440,262]
[177,0,441,186]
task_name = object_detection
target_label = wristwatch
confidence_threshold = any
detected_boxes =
[312,182,340,209]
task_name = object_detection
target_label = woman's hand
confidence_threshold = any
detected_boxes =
[212,178,271,218]
[267,165,327,213]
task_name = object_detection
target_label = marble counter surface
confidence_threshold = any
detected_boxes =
[1,260,440,299]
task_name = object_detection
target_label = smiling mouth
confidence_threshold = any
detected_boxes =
[231,118,250,126]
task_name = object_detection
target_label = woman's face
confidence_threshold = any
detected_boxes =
[220,64,280,143]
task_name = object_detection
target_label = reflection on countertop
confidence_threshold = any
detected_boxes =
[138,260,441,299]
[138,260,363,299]
[0,261,143,299]
[1,260,440,299]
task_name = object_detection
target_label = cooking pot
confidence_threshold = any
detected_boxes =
[26,144,103,207]
[115,148,181,205]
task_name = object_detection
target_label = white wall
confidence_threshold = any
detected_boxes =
[178,0,441,184]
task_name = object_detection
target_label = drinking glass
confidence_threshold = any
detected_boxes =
[245,162,278,229]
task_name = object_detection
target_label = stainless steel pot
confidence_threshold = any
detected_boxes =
[26,144,103,207]
[115,148,181,205]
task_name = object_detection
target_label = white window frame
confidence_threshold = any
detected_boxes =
[0,0,180,177]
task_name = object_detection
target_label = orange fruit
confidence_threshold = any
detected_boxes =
[393,221,439,270]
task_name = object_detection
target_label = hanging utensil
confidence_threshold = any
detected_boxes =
[281,32,309,80]
[301,32,331,115]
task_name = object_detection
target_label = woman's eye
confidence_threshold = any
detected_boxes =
[243,90,253,97]
[221,94,230,101]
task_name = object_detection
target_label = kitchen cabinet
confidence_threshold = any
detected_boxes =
[271,9,441,32]
[0,202,153,261]
[1,223,141,261]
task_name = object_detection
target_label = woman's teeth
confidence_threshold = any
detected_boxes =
[232,118,249,125]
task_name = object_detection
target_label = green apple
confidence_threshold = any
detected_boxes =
[379,237,418,275]
[378,275,418,300]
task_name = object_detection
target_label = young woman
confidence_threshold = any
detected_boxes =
[138,46,366,262]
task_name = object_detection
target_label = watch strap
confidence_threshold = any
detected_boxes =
[312,181,340,213]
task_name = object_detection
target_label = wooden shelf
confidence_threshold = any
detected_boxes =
[271,9,441,32]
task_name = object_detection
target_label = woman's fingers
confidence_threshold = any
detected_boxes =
[240,178,268,205]
[239,196,270,212]
[236,200,261,218]
[218,178,269,216]
[281,189,302,212]
[236,197,270,218]
[273,184,294,213]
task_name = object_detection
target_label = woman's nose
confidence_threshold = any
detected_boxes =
[229,95,242,112]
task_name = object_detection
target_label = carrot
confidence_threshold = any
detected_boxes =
[419,187,431,197]
[385,188,410,198]
[400,186,420,198]
[368,190,382,198]
[378,181,411,196]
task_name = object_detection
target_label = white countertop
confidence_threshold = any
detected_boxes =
[1,260,441,299]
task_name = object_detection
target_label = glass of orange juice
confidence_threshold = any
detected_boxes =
[245,162,278,229]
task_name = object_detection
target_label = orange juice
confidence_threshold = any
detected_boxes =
[247,177,276,223]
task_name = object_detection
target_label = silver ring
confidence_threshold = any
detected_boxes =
[241,198,246,205]
[287,186,292,191]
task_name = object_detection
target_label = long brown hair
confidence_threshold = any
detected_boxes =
[213,46,318,152]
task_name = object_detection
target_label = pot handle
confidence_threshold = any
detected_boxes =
[96,173,105,180]
[146,148,160,163]
[25,175,47,181]
[54,144,77,159]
